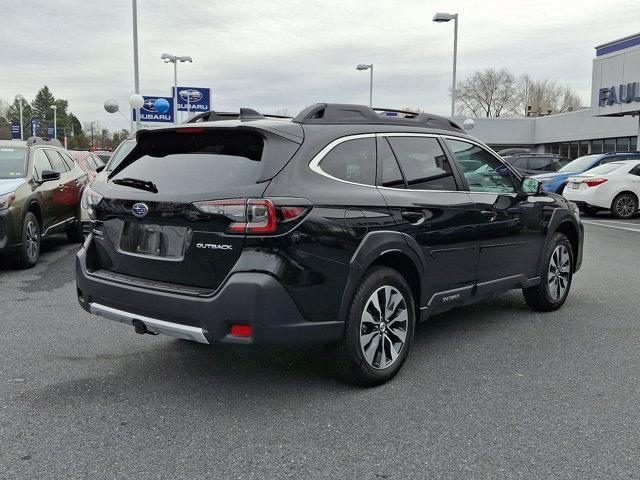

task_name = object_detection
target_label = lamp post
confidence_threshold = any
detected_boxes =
[161,53,193,124]
[433,12,459,117]
[15,94,25,140]
[356,64,374,107]
[50,105,57,140]
[90,121,97,151]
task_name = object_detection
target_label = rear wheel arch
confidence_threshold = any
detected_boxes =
[339,231,425,322]
[611,190,638,206]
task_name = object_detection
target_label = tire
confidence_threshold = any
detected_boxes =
[17,212,41,268]
[522,233,573,311]
[611,192,637,219]
[332,266,416,387]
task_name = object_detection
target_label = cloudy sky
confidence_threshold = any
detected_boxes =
[1,0,636,130]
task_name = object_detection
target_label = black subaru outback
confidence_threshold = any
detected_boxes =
[76,104,583,386]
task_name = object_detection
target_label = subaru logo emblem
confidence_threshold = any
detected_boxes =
[132,203,149,218]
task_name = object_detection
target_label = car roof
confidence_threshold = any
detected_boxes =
[0,140,27,147]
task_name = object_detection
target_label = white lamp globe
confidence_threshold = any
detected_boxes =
[463,118,475,131]
[129,94,145,110]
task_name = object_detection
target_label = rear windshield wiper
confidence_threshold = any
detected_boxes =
[112,177,158,193]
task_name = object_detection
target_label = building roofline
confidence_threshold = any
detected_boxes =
[595,32,640,57]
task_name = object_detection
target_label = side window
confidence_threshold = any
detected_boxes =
[528,157,554,171]
[33,150,53,178]
[318,137,376,186]
[445,139,515,193]
[60,152,76,171]
[630,165,640,177]
[377,138,404,188]
[387,137,457,191]
[510,157,528,169]
[44,150,69,173]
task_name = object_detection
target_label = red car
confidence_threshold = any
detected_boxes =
[70,151,105,180]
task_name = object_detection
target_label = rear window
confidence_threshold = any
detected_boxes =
[584,162,625,175]
[0,147,27,178]
[112,130,265,190]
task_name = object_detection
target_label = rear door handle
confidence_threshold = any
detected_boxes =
[401,211,425,225]
[481,210,497,222]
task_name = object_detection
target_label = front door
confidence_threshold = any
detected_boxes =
[31,149,59,231]
[443,137,545,283]
[376,135,479,308]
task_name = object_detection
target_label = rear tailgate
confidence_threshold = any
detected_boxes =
[89,125,301,291]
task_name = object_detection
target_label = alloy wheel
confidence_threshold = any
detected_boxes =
[359,286,408,370]
[25,220,39,261]
[547,245,570,301]
[615,195,635,218]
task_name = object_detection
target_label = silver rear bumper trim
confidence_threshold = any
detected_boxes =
[89,303,209,344]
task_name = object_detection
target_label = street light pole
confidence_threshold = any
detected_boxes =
[50,105,57,140]
[433,12,459,117]
[356,64,374,107]
[132,0,140,130]
[90,122,97,150]
[15,94,24,141]
[161,53,193,125]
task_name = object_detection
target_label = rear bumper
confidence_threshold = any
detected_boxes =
[75,245,344,346]
[563,188,612,209]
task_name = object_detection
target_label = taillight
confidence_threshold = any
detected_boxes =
[584,178,608,187]
[192,198,309,234]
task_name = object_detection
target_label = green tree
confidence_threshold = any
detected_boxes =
[6,97,33,139]
[68,112,82,137]
[67,132,90,150]
[31,86,56,134]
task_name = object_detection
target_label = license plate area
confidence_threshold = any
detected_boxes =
[118,222,191,260]
[571,182,580,189]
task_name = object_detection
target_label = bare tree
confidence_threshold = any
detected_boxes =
[516,74,583,116]
[455,68,518,117]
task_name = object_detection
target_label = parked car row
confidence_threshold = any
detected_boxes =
[0,138,106,267]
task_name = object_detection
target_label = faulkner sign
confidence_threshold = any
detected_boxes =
[598,83,640,107]
[592,34,640,116]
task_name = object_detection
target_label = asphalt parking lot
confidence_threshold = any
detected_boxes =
[1,214,639,479]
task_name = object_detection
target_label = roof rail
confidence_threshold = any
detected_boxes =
[26,136,63,148]
[184,109,291,124]
[292,103,463,132]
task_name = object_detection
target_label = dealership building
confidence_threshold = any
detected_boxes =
[455,32,640,159]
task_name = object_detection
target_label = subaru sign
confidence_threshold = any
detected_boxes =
[172,87,210,112]
[10,122,20,140]
[132,96,174,123]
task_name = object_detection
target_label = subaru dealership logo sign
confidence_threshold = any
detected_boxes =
[132,96,174,123]
[172,86,210,112]
[599,82,640,107]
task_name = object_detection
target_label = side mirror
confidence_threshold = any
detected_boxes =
[95,165,105,173]
[40,169,61,182]
[522,177,541,195]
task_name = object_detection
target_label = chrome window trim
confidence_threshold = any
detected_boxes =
[308,133,378,188]
[308,132,464,193]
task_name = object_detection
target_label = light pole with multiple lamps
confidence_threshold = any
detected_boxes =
[356,64,374,107]
[433,12,458,117]
[161,53,193,124]
[50,105,57,140]
[15,94,25,140]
